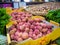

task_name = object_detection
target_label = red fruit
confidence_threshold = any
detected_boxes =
[27,22,31,26]
[15,31,19,36]
[30,25,34,29]
[19,12,24,15]
[29,31,33,37]
[35,22,40,26]
[29,33,33,38]
[28,19,34,23]
[33,34,36,37]
[19,22,24,25]
[18,32,22,37]
[18,12,20,15]
[39,26,42,31]
[29,31,33,34]
[27,15,31,17]
[11,34,14,39]
[40,23,47,28]
[10,18,15,21]
[10,25,15,30]
[33,36,37,40]
[25,17,28,19]
[17,24,20,30]
[19,25,25,31]
[12,14,15,18]
[36,26,42,30]
[26,13,32,17]
[13,21,17,25]
[14,35,19,41]
[47,29,52,34]
[30,29,33,32]
[25,25,29,28]
[9,28,16,35]
[17,19,21,23]
[16,16,20,20]
[37,32,42,38]
[25,22,31,27]
[17,14,21,17]
[21,17,25,19]
[34,26,37,29]
[47,31,51,34]
[22,18,26,22]
[47,24,52,29]
[32,22,36,25]
[25,28,30,32]
[34,29,40,35]
[42,28,48,33]
[12,28,16,30]
[17,38,23,42]
[34,18,41,22]
[22,32,28,39]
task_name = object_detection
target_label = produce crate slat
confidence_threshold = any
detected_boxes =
[50,20,60,27]
[7,33,11,45]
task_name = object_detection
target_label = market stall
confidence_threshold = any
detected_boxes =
[6,7,60,45]
[0,1,60,45]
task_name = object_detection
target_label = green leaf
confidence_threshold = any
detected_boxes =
[0,8,11,35]
[56,38,60,45]
[56,13,60,18]
[46,9,60,23]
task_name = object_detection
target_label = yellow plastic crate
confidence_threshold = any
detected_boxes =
[6,7,13,15]
[6,16,60,45]
[50,20,60,27]
[30,16,45,20]
[6,7,25,15]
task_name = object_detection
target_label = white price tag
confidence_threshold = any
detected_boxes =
[13,2,19,8]
[19,2,26,8]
